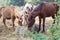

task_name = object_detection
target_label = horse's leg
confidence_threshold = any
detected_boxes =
[11,16,15,31]
[3,18,7,31]
[42,17,45,33]
[28,20,35,32]
[28,27,32,31]
[37,16,41,33]
[0,14,2,18]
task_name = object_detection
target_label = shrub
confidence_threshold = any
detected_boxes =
[47,10,60,40]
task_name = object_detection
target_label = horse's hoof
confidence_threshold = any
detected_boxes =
[9,27,15,32]
[36,31,40,33]
[12,29,15,32]
[37,29,40,33]
[12,30,15,32]
[41,31,45,33]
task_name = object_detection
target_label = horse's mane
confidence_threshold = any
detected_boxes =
[34,2,44,10]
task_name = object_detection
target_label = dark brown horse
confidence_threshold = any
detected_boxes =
[27,2,59,33]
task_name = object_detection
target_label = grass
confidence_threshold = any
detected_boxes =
[0,7,60,40]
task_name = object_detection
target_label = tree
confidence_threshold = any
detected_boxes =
[10,0,25,6]
[25,0,41,5]
[0,0,11,6]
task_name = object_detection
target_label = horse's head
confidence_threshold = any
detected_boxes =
[15,15,23,26]
[24,3,34,14]
[27,5,41,30]
[27,13,35,30]
[23,3,35,26]
[15,8,23,26]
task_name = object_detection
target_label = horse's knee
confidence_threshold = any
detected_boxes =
[3,19,7,30]
[12,17,15,25]
[11,18,15,31]
[3,19,5,24]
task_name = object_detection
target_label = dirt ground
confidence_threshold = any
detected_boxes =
[0,17,53,40]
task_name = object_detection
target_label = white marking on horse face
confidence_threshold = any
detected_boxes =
[24,3,33,13]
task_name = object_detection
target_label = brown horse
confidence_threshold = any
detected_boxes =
[27,2,59,33]
[0,6,22,31]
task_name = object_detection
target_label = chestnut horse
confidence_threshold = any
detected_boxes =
[27,2,59,33]
[0,6,22,31]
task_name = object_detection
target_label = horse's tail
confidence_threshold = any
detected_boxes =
[0,6,5,18]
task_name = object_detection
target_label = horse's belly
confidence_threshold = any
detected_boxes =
[3,13,11,19]
[46,14,51,17]
[46,12,54,17]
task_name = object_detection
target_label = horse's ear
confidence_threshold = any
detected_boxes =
[26,6,29,9]
[25,11,28,14]
[31,4,34,10]
[32,4,34,7]
[0,6,5,10]
[16,16,19,18]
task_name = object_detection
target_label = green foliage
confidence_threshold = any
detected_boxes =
[25,0,41,5]
[0,0,60,40]
[32,33,48,40]
[47,10,60,40]
[10,0,25,6]
[25,0,32,3]
[25,31,48,40]
[0,0,60,6]
[0,0,11,6]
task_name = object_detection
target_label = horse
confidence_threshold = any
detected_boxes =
[0,6,22,31]
[22,3,35,25]
[27,2,59,33]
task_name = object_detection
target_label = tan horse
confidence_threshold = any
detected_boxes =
[0,6,22,31]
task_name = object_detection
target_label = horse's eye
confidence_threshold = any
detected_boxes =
[25,11,28,14]
[20,17,22,19]
[31,7,33,10]
[16,16,19,18]
[26,7,29,9]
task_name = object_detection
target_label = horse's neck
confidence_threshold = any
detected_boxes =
[30,13,37,19]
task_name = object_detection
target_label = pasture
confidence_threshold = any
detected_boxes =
[0,17,53,40]
[0,4,60,40]
[0,6,57,40]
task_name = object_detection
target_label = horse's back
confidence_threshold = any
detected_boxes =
[1,6,16,19]
[39,2,59,17]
